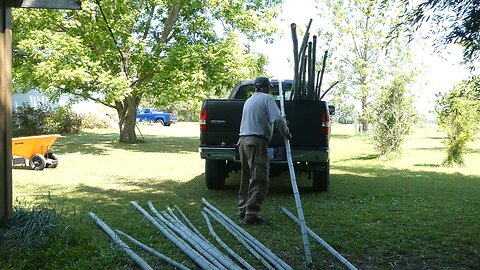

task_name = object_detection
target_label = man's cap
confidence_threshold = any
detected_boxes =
[254,77,272,88]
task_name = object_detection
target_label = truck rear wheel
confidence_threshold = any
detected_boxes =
[205,160,226,189]
[312,161,330,192]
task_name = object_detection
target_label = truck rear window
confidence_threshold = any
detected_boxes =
[234,83,293,100]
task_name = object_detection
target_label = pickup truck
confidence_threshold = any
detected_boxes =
[137,108,178,126]
[199,79,334,192]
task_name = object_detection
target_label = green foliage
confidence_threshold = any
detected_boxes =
[12,0,281,142]
[398,0,480,63]
[0,206,59,255]
[317,0,413,132]
[331,102,357,124]
[436,76,480,165]
[370,74,417,156]
[12,104,82,137]
[79,114,112,129]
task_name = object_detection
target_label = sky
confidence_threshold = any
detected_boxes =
[251,0,471,119]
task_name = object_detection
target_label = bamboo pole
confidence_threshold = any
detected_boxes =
[202,208,276,270]
[290,23,299,101]
[278,80,313,266]
[148,202,240,270]
[87,212,153,270]
[319,81,339,101]
[307,41,314,100]
[201,211,256,270]
[115,229,191,270]
[174,205,209,242]
[311,35,317,100]
[317,50,328,100]
[131,201,218,270]
[202,198,292,270]
[281,207,358,270]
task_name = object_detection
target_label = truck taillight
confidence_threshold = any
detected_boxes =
[200,108,207,132]
[321,111,331,134]
[168,115,172,120]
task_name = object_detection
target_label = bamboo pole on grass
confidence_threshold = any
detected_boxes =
[148,202,240,270]
[201,211,256,270]
[115,229,191,270]
[202,198,292,270]
[87,212,153,270]
[281,207,358,270]
[202,208,276,270]
[130,201,218,270]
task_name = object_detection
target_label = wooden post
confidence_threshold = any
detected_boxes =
[0,0,13,219]
[0,0,81,220]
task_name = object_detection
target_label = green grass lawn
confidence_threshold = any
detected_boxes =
[2,122,480,269]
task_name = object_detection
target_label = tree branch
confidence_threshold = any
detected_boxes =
[94,0,129,76]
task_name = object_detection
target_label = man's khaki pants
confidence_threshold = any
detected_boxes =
[238,136,269,217]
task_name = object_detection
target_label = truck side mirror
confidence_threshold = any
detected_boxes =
[328,105,336,116]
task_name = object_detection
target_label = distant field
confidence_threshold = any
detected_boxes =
[3,122,480,269]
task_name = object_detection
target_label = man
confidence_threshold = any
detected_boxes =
[237,77,292,226]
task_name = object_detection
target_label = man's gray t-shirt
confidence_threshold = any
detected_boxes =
[239,92,289,141]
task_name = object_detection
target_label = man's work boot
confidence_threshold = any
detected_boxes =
[245,215,271,226]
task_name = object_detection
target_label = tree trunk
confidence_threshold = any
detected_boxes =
[359,96,369,132]
[116,94,141,143]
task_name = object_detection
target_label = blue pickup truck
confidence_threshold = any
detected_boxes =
[137,108,178,126]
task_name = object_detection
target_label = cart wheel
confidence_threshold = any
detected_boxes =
[29,154,46,170]
[45,153,59,168]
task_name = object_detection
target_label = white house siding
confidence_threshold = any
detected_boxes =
[13,91,117,126]
[12,90,59,111]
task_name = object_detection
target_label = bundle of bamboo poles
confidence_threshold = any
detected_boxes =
[89,199,293,269]
[290,19,337,101]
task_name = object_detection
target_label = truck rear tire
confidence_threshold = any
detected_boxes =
[312,161,330,192]
[205,160,226,189]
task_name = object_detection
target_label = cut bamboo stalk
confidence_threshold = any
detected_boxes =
[148,202,240,270]
[202,208,276,270]
[174,205,209,242]
[307,41,314,100]
[312,35,317,100]
[115,229,191,270]
[317,50,328,100]
[202,211,256,270]
[87,212,153,270]
[278,80,313,266]
[281,207,358,270]
[290,23,299,101]
[130,201,218,270]
[202,198,293,270]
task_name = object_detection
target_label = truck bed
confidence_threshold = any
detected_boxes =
[200,99,329,149]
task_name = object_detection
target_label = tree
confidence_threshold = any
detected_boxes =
[435,76,480,166]
[12,0,281,142]
[370,73,417,155]
[316,0,411,132]
[398,0,480,63]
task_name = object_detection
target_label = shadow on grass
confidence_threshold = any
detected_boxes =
[341,154,380,161]
[6,165,480,269]
[53,131,199,155]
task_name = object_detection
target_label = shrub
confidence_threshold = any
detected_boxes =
[12,104,82,137]
[370,74,417,156]
[80,114,112,129]
[436,77,480,166]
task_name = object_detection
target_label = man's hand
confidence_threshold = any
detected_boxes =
[285,130,292,140]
